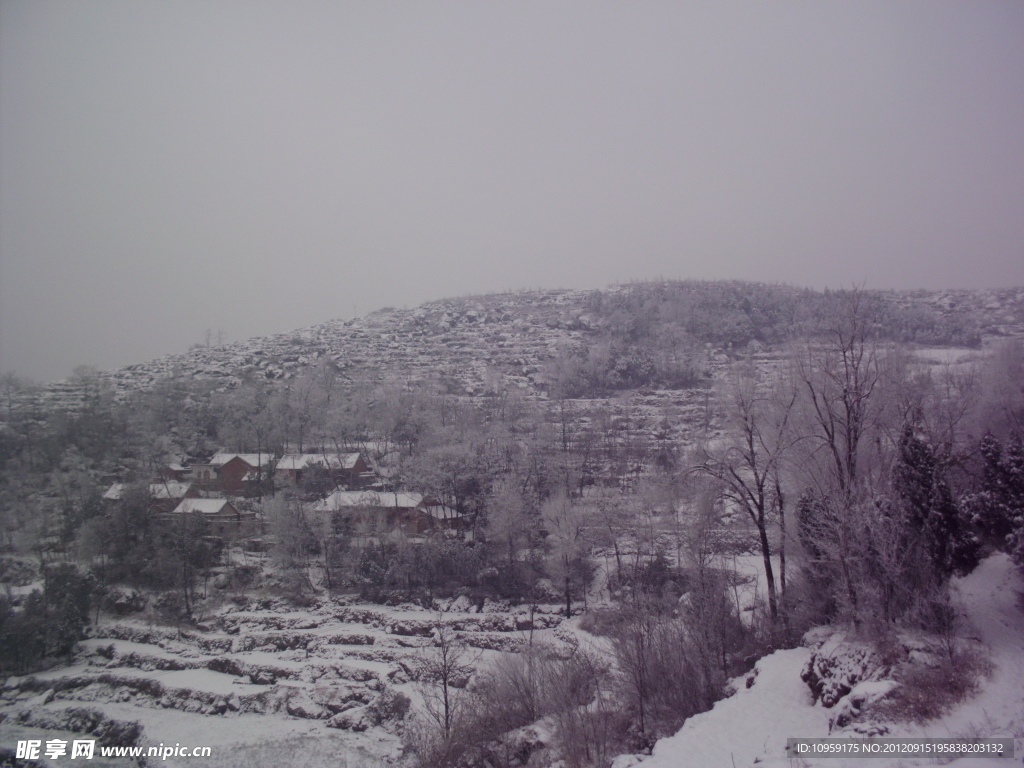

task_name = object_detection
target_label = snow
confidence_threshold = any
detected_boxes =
[148,668,263,696]
[208,453,274,468]
[638,554,1024,768]
[913,347,979,365]
[101,480,194,501]
[313,490,423,511]
[639,648,831,768]
[170,498,237,515]
[0,597,546,766]
[8,555,1019,768]
[276,453,361,471]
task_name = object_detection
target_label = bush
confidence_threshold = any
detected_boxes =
[102,587,147,615]
[407,642,623,768]
[577,607,624,637]
[871,644,992,724]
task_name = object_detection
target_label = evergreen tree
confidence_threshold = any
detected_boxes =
[966,431,1024,568]
[895,424,980,579]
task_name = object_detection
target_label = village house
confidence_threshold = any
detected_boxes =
[102,481,199,514]
[159,462,192,482]
[166,498,257,538]
[273,452,370,488]
[192,453,274,495]
[312,490,461,537]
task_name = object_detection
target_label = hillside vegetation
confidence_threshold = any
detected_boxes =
[1,280,1023,767]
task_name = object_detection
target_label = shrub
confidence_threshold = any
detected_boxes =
[871,644,992,724]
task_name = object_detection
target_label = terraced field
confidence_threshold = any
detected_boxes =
[0,598,573,767]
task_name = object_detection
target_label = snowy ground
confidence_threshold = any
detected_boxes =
[2,557,1019,768]
[0,597,572,767]
[625,554,1024,768]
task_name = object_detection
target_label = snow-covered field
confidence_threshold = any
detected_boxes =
[0,597,572,767]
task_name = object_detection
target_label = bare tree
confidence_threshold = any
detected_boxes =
[791,291,898,622]
[266,495,318,595]
[485,477,532,570]
[541,491,594,618]
[697,361,796,621]
[418,622,475,742]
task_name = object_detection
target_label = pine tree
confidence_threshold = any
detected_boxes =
[895,424,980,579]
[968,431,1024,567]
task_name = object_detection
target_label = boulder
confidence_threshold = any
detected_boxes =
[326,705,380,732]
[285,690,328,720]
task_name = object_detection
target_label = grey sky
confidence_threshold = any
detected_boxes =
[2,2,1023,382]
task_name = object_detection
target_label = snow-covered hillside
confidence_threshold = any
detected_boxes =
[622,554,1023,768]
[17,284,1024,414]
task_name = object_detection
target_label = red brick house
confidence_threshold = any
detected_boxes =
[193,453,274,495]
[274,452,369,488]
[159,463,192,482]
[312,490,462,537]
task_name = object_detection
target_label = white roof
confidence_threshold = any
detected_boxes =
[424,505,462,520]
[103,482,193,500]
[103,483,125,500]
[170,498,236,515]
[209,452,274,468]
[314,490,423,512]
[151,482,193,499]
[276,453,361,471]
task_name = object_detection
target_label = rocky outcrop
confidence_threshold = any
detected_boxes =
[15,706,143,748]
[800,629,889,708]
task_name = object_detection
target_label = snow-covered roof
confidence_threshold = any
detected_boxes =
[170,498,237,515]
[313,490,423,512]
[102,483,125,500]
[424,504,462,520]
[151,482,193,499]
[103,482,193,500]
[209,452,274,468]
[276,453,361,471]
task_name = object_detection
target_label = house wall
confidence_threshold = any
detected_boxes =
[192,465,218,490]
[218,457,269,496]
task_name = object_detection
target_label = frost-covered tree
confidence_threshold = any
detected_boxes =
[541,492,595,618]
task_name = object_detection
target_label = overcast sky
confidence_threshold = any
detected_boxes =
[2,2,1023,382]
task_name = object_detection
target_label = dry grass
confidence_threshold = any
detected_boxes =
[870,643,992,724]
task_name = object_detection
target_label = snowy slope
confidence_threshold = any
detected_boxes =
[630,554,1024,768]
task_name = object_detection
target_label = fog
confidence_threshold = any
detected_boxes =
[2,1,1023,382]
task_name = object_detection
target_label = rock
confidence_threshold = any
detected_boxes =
[369,687,410,722]
[249,671,276,685]
[801,632,888,708]
[326,705,380,732]
[829,680,901,730]
[310,684,372,714]
[286,691,328,719]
